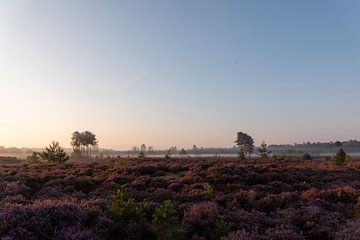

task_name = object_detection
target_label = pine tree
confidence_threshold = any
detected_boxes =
[41,141,69,163]
[258,141,271,159]
[235,131,254,157]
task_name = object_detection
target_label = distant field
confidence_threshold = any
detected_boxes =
[1,157,360,239]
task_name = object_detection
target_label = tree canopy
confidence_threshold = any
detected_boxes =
[235,131,254,156]
[70,131,98,158]
[41,141,69,163]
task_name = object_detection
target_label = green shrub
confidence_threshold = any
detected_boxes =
[108,188,146,223]
[152,200,185,240]
[210,218,233,240]
[333,148,351,166]
[41,141,69,163]
[152,200,178,225]
[204,183,214,196]
[302,153,312,160]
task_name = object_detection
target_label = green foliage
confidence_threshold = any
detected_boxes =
[204,183,214,196]
[40,141,69,164]
[209,218,233,240]
[345,155,353,165]
[333,148,349,166]
[152,200,185,240]
[113,159,126,168]
[108,188,146,223]
[235,131,254,156]
[302,153,312,160]
[152,200,178,226]
[70,131,98,158]
[258,140,271,159]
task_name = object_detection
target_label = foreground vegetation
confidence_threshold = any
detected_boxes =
[1,157,360,240]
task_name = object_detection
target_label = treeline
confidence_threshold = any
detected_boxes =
[269,140,360,155]
[2,140,360,158]
[98,140,360,157]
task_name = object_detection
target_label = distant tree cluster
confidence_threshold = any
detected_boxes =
[71,131,98,158]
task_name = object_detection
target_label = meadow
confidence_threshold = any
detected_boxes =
[1,157,360,240]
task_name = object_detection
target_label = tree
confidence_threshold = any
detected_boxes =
[132,146,139,153]
[165,149,172,159]
[41,141,69,163]
[258,140,271,159]
[333,148,352,165]
[148,146,154,153]
[169,146,178,154]
[238,149,246,160]
[179,148,187,155]
[70,131,98,158]
[138,151,146,159]
[235,132,254,157]
[334,141,342,148]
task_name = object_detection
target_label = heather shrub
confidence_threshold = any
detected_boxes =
[334,220,360,240]
[124,221,157,240]
[0,200,111,240]
[53,227,94,240]
[234,190,257,208]
[147,188,177,202]
[222,229,261,240]
[274,205,344,240]
[73,178,96,193]
[264,225,304,240]
[108,188,146,223]
[227,210,273,233]
[183,202,219,236]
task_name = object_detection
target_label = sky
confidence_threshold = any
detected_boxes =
[0,0,359,150]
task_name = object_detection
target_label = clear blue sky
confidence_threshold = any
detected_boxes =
[1,0,359,149]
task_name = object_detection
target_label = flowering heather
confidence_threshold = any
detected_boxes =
[0,157,360,239]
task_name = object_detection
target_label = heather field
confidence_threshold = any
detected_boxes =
[0,157,360,240]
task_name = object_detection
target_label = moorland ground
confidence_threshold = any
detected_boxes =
[1,157,360,240]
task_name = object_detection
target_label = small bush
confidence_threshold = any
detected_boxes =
[209,218,233,240]
[302,153,312,160]
[108,188,146,223]
[204,182,214,196]
[152,200,185,240]
[333,148,348,165]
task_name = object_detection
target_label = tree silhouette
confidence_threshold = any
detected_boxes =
[258,140,271,159]
[70,131,98,158]
[41,141,69,163]
[235,131,254,157]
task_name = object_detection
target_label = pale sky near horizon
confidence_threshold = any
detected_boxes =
[1,0,360,150]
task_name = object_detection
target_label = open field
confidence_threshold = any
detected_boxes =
[1,157,360,240]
